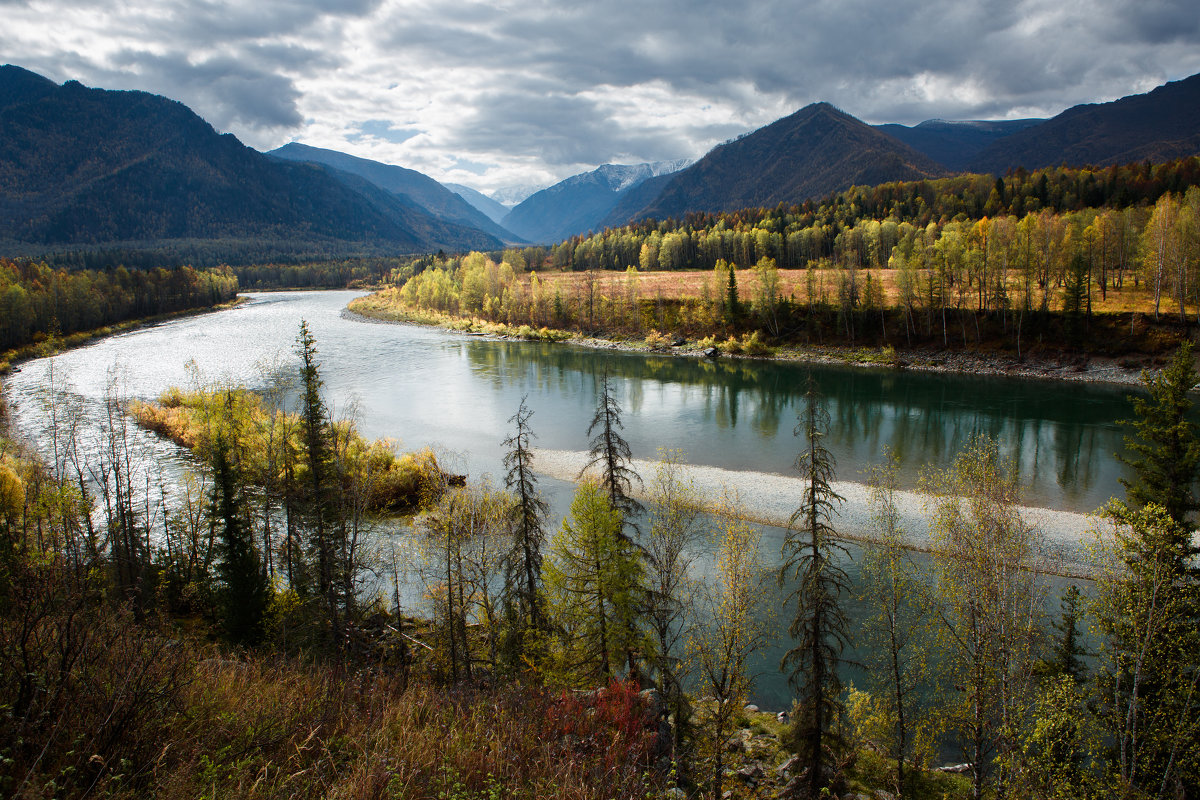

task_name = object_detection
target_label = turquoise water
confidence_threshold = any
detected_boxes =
[4,289,1134,709]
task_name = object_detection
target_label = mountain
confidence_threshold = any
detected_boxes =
[874,118,1044,171]
[0,64,57,111]
[628,103,947,223]
[597,173,677,230]
[444,182,511,225]
[0,65,502,257]
[268,143,520,243]
[967,72,1200,173]
[489,184,544,207]
[502,160,690,243]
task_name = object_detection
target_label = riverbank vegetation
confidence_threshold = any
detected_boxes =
[362,162,1200,360]
[2,322,1197,798]
[0,257,239,368]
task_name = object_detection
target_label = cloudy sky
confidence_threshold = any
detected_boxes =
[4,0,1199,196]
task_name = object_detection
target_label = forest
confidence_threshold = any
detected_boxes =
[364,175,1200,357]
[1,317,1197,799]
[0,258,238,359]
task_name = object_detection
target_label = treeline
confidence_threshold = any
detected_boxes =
[0,258,238,353]
[366,160,1200,285]
[18,237,409,270]
[378,184,1199,354]
[33,246,404,287]
[233,257,402,289]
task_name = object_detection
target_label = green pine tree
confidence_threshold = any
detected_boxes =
[1118,341,1200,538]
[544,480,644,685]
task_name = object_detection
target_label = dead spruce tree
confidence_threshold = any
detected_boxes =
[780,376,851,798]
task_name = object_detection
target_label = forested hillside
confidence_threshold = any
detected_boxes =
[0,66,502,260]
[968,72,1200,173]
[622,103,947,224]
[368,157,1200,359]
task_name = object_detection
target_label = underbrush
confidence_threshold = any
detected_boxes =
[131,388,450,513]
[0,566,663,799]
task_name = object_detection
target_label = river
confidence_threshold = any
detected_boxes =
[3,289,1138,708]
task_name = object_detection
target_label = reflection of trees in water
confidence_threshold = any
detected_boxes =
[461,339,1132,508]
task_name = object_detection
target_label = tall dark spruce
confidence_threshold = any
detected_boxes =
[502,396,550,663]
[780,376,851,797]
[582,371,643,531]
[580,371,645,677]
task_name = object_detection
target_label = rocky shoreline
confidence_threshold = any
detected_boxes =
[345,305,1155,387]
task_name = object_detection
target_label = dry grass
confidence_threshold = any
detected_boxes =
[0,560,663,800]
[525,268,1168,316]
[126,660,661,800]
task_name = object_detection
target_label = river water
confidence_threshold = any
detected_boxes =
[4,289,1139,708]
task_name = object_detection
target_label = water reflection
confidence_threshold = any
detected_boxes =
[460,338,1135,511]
[3,290,1144,518]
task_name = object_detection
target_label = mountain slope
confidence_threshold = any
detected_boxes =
[269,143,520,243]
[444,183,511,225]
[632,103,947,222]
[0,66,501,255]
[502,160,690,243]
[598,173,677,230]
[874,118,1043,171]
[0,64,57,111]
[968,73,1200,173]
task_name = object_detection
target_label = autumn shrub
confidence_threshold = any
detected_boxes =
[0,561,195,799]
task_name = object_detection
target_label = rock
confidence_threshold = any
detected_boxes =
[874,790,898,800]
[671,335,686,347]
[776,754,801,781]
[704,347,719,358]
[639,688,665,717]
[725,735,744,753]
[781,774,804,798]
[776,710,790,724]
[934,762,972,774]
[737,762,765,784]
[744,703,760,712]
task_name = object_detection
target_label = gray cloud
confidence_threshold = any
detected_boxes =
[1,0,1198,186]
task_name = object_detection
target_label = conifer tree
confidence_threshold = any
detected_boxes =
[209,411,269,646]
[1118,341,1200,538]
[582,371,643,531]
[1049,585,1087,682]
[544,480,643,684]
[502,397,549,664]
[780,376,851,797]
[725,265,740,324]
[295,321,341,639]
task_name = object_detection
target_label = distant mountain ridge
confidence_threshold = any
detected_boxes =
[501,160,692,243]
[624,103,948,224]
[268,143,521,243]
[967,73,1200,173]
[444,183,511,225]
[0,65,503,258]
[873,118,1044,171]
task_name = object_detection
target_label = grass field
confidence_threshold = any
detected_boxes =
[526,267,1173,317]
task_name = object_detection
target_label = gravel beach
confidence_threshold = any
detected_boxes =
[533,447,1100,575]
